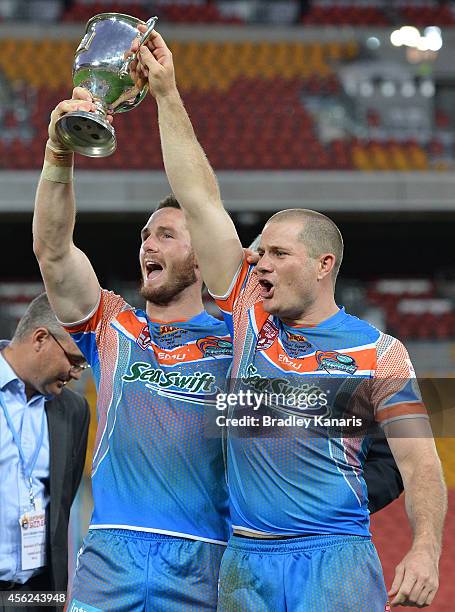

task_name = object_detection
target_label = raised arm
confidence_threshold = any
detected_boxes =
[131,28,244,296]
[33,88,101,323]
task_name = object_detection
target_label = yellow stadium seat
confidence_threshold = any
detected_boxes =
[352,146,374,171]
[325,41,343,61]
[409,145,429,170]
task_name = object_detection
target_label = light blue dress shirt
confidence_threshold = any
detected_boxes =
[0,343,50,583]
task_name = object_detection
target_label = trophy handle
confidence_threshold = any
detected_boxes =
[75,29,96,57]
[119,16,158,78]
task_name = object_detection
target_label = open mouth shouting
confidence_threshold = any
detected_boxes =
[258,278,274,299]
[144,260,165,282]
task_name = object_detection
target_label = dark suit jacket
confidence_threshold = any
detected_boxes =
[44,387,90,592]
[365,427,404,514]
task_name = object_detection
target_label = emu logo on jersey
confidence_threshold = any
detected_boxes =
[137,325,151,350]
[197,336,233,358]
[256,320,279,351]
[316,351,357,374]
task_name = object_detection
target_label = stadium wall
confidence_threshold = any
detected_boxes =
[2,170,455,212]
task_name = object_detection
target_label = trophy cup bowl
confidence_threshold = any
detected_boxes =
[55,13,158,157]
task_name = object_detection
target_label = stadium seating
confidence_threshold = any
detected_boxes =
[366,279,455,339]
[352,140,429,171]
[371,488,455,610]
[0,37,434,171]
[62,1,244,24]
[59,0,455,27]
[399,2,455,27]
[3,277,455,339]
[300,0,455,26]
[301,4,389,26]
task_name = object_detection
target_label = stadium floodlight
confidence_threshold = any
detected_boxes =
[359,81,374,97]
[399,26,421,47]
[391,24,443,54]
[420,80,435,97]
[344,79,357,96]
[390,30,403,47]
[366,37,381,50]
[424,26,443,52]
[401,82,416,97]
[381,81,396,97]
[417,37,430,52]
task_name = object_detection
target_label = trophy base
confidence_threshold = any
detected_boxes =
[55,111,116,158]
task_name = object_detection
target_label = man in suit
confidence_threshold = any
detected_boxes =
[0,293,90,611]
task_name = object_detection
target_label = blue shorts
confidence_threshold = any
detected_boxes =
[67,528,225,612]
[217,534,389,612]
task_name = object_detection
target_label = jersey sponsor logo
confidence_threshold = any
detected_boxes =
[122,362,217,401]
[137,324,151,350]
[316,351,357,374]
[256,319,279,351]
[157,351,185,361]
[278,353,303,370]
[197,336,233,358]
[282,330,313,358]
[241,364,329,417]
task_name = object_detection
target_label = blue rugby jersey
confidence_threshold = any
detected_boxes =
[64,289,232,545]
[213,258,427,537]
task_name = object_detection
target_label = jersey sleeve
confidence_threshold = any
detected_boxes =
[61,289,128,367]
[371,334,428,427]
[209,256,258,338]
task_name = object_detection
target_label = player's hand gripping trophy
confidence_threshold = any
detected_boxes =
[54,13,158,157]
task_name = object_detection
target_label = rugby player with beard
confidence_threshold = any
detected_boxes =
[32,90,233,611]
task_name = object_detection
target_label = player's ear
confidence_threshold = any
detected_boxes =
[317,253,336,281]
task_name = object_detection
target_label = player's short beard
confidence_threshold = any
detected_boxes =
[140,252,197,306]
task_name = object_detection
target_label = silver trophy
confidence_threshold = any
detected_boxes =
[55,13,158,157]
